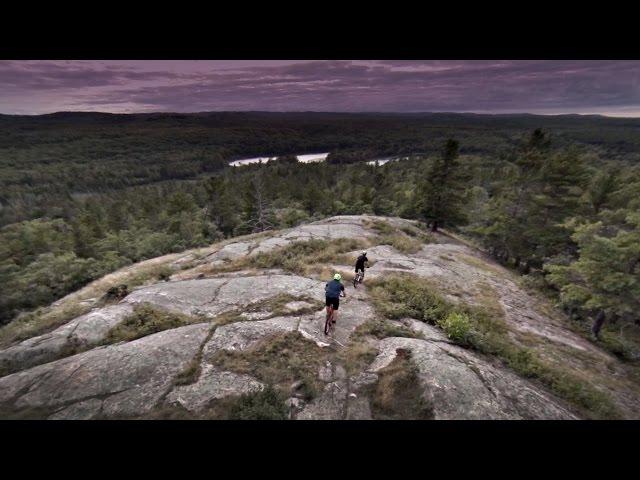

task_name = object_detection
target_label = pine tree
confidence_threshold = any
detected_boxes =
[545,211,640,323]
[586,168,618,215]
[420,139,468,231]
[238,172,276,234]
[479,130,587,270]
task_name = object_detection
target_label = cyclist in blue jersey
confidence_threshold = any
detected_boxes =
[325,273,346,331]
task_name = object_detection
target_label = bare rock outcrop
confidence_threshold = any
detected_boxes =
[368,335,578,420]
[0,323,210,419]
[1,215,637,420]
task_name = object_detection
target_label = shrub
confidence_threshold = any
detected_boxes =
[358,318,423,340]
[438,312,472,344]
[156,266,172,282]
[338,340,379,375]
[369,273,620,418]
[229,385,288,420]
[598,330,639,361]
[104,303,199,343]
[369,274,452,322]
[104,284,129,301]
[210,331,329,400]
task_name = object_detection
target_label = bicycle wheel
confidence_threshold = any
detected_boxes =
[324,307,333,335]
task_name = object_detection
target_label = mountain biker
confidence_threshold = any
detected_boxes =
[325,273,346,329]
[355,251,369,280]
[591,310,606,340]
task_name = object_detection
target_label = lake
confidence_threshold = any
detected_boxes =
[229,152,329,167]
[229,153,409,167]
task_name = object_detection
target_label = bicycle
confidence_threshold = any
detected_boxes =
[324,305,335,336]
[353,269,365,288]
[324,292,345,336]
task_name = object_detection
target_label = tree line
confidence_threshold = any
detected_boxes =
[0,114,638,355]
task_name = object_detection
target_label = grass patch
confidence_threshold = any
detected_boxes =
[401,225,438,243]
[248,238,369,275]
[245,293,324,318]
[369,274,453,322]
[210,310,245,327]
[173,358,202,387]
[337,340,379,376]
[355,318,423,340]
[598,328,640,362]
[137,384,288,420]
[458,253,504,276]
[203,238,370,278]
[209,331,330,401]
[400,226,419,237]
[173,325,216,387]
[376,233,424,254]
[103,303,205,344]
[0,261,183,348]
[370,348,434,420]
[368,273,620,419]
[366,219,397,235]
[0,302,91,348]
[228,385,288,420]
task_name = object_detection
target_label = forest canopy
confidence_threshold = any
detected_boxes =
[1,112,639,356]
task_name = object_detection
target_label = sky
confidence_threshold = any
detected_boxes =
[1,60,640,116]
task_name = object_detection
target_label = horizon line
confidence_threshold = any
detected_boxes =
[1,109,639,119]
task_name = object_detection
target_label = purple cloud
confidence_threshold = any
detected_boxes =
[1,60,639,116]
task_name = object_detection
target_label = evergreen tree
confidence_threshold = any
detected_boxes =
[420,139,468,231]
[237,172,276,234]
[586,168,619,215]
[545,211,640,323]
[478,131,587,270]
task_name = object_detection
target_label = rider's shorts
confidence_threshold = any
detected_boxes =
[325,296,340,310]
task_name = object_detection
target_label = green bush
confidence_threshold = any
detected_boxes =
[369,273,620,418]
[229,385,288,420]
[438,312,472,344]
[369,275,452,322]
[598,331,638,361]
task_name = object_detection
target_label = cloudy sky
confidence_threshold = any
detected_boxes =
[1,60,640,116]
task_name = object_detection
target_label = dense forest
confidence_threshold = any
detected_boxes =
[1,112,639,358]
